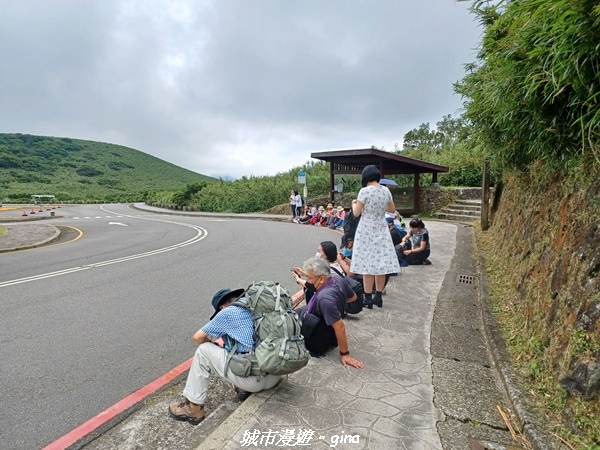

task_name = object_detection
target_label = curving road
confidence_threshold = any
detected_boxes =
[0,204,335,450]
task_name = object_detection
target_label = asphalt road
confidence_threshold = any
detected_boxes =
[0,204,333,450]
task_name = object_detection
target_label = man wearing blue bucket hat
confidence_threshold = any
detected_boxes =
[169,288,281,424]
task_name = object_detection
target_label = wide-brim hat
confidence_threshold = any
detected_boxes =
[210,288,245,320]
[336,206,344,211]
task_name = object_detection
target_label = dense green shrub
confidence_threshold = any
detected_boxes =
[456,0,600,171]
[107,161,134,171]
[76,166,103,177]
[0,153,22,168]
[191,161,331,213]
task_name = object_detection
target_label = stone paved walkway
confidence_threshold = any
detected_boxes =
[198,221,458,450]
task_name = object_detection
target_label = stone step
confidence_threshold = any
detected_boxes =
[435,212,480,222]
[440,208,481,217]
[455,199,482,205]
[445,204,481,212]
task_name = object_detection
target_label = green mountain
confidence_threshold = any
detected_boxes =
[0,133,216,202]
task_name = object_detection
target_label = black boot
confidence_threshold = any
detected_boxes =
[373,291,383,308]
[363,293,373,309]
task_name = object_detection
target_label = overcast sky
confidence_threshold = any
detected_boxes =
[1,0,482,179]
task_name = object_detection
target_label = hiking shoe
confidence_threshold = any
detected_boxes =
[423,259,432,265]
[168,399,205,425]
[373,292,383,308]
[235,387,252,401]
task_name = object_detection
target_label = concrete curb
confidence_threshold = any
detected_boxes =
[196,379,287,450]
[0,215,64,224]
[0,224,62,253]
[68,370,192,450]
[130,204,292,223]
[478,272,563,450]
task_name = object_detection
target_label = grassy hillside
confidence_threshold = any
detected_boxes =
[0,134,216,202]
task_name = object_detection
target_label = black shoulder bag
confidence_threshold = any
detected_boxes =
[330,267,363,315]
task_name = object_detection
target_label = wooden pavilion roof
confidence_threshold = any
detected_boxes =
[310,148,449,175]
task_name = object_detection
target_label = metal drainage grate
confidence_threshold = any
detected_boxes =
[456,274,475,285]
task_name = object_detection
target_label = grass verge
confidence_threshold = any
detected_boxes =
[476,223,600,450]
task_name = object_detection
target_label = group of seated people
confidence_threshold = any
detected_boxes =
[168,213,433,426]
[293,202,346,229]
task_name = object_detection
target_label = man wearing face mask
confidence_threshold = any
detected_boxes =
[292,242,340,305]
[292,258,363,368]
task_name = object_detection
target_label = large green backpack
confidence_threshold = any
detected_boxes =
[230,281,310,376]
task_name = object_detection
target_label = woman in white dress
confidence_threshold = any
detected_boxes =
[350,165,400,308]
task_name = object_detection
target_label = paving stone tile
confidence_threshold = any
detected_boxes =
[314,387,355,410]
[296,405,342,431]
[253,401,304,428]
[381,391,429,410]
[346,397,400,417]
[340,408,381,428]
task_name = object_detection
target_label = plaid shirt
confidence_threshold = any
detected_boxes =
[201,304,254,353]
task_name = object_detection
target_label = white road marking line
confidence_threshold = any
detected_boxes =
[0,206,208,288]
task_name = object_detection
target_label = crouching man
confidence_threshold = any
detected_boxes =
[169,288,281,424]
[296,258,364,369]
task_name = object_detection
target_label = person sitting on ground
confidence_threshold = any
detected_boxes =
[387,217,407,244]
[293,258,364,368]
[324,203,337,228]
[317,240,346,276]
[398,218,432,265]
[297,203,315,224]
[323,207,331,225]
[169,288,281,425]
[339,234,354,259]
[332,206,346,229]
[336,237,358,279]
[386,211,406,229]
[310,206,325,225]
[292,241,345,305]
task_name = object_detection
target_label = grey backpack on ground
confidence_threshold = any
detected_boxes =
[227,281,310,377]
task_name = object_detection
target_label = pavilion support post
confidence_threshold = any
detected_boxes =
[329,164,335,203]
[414,173,420,214]
[430,172,440,189]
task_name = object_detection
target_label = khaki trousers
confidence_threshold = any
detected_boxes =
[183,342,281,405]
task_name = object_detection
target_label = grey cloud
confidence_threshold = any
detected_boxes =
[0,0,481,178]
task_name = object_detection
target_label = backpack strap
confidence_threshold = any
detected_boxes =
[231,300,250,310]
[275,283,291,360]
[330,266,345,277]
[224,341,238,376]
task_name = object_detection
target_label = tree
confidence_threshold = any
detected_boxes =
[402,123,444,151]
